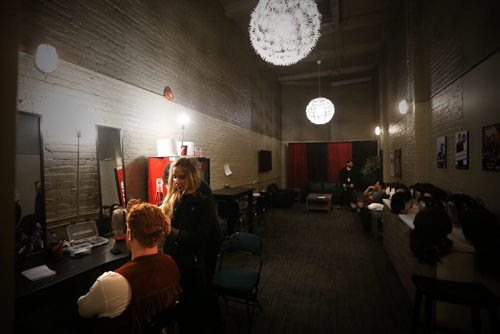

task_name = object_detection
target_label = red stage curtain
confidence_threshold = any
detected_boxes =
[287,143,308,188]
[327,142,352,182]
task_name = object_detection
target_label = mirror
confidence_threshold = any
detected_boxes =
[15,112,46,257]
[96,125,126,235]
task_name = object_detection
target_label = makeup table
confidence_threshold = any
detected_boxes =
[15,238,130,333]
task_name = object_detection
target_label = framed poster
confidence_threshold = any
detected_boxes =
[437,136,447,168]
[455,130,468,169]
[482,123,500,172]
[394,148,402,177]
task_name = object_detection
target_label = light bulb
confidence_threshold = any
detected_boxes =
[399,99,408,115]
[178,114,190,126]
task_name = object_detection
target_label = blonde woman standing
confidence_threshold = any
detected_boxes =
[160,157,213,333]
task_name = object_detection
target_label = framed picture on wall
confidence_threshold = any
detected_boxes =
[482,123,500,172]
[455,130,469,169]
[437,136,447,168]
[394,148,402,177]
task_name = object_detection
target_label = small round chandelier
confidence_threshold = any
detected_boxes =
[249,0,322,66]
[306,60,335,125]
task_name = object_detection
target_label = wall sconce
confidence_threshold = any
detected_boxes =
[399,99,409,115]
[34,43,58,73]
[163,86,173,101]
[178,114,190,155]
[374,126,382,160]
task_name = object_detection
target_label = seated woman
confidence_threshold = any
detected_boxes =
[410,207,453,265]
[410,183,447,209]
[446,193,477,225]
[390,190,413,214]
[454,199,500,275]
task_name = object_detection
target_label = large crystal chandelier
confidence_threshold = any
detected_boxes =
[249,0,322,66]
[306,59,335,124]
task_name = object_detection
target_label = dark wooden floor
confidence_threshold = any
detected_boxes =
[222,203,413,334]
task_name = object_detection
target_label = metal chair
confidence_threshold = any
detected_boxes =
[213,232,263,326]
[252,191,270,227]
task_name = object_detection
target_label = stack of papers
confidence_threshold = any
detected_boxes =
[21,265,56,281]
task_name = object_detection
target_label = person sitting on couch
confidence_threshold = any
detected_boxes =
[390,190,413,214]
[410,207,453,265]
[355,181,386,209]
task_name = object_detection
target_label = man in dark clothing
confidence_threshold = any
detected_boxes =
[338,160,356,209]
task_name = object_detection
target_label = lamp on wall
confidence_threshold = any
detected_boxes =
[399,99,409,115]
[34,43,58,73]
[306,59,335,125]
[375,126,381,159]
[76,130,81,224]
[178,114,190,155]
[249,0,321,66]
[399,0,411,116]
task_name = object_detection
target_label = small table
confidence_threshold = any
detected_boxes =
[213,187,255,234]
[306,193,332,213]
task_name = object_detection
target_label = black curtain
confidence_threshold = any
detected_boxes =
[307,143,327,182]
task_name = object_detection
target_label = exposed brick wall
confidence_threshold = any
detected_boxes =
[429,81,464,189]
[426,4,463,97]
[17,0,282,227]
[20,0,280,138]
[381,0,500,214]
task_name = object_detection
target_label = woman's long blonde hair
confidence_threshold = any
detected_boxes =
[160,157,201,218]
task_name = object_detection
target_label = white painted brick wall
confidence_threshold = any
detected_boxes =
[382,0,500,214]
[18,0,282,226]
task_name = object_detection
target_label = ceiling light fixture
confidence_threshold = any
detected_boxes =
[249,0,322,66]
[306,59,334,125]
[375,126,382,136]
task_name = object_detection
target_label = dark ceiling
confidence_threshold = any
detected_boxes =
[218,0,395,88]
